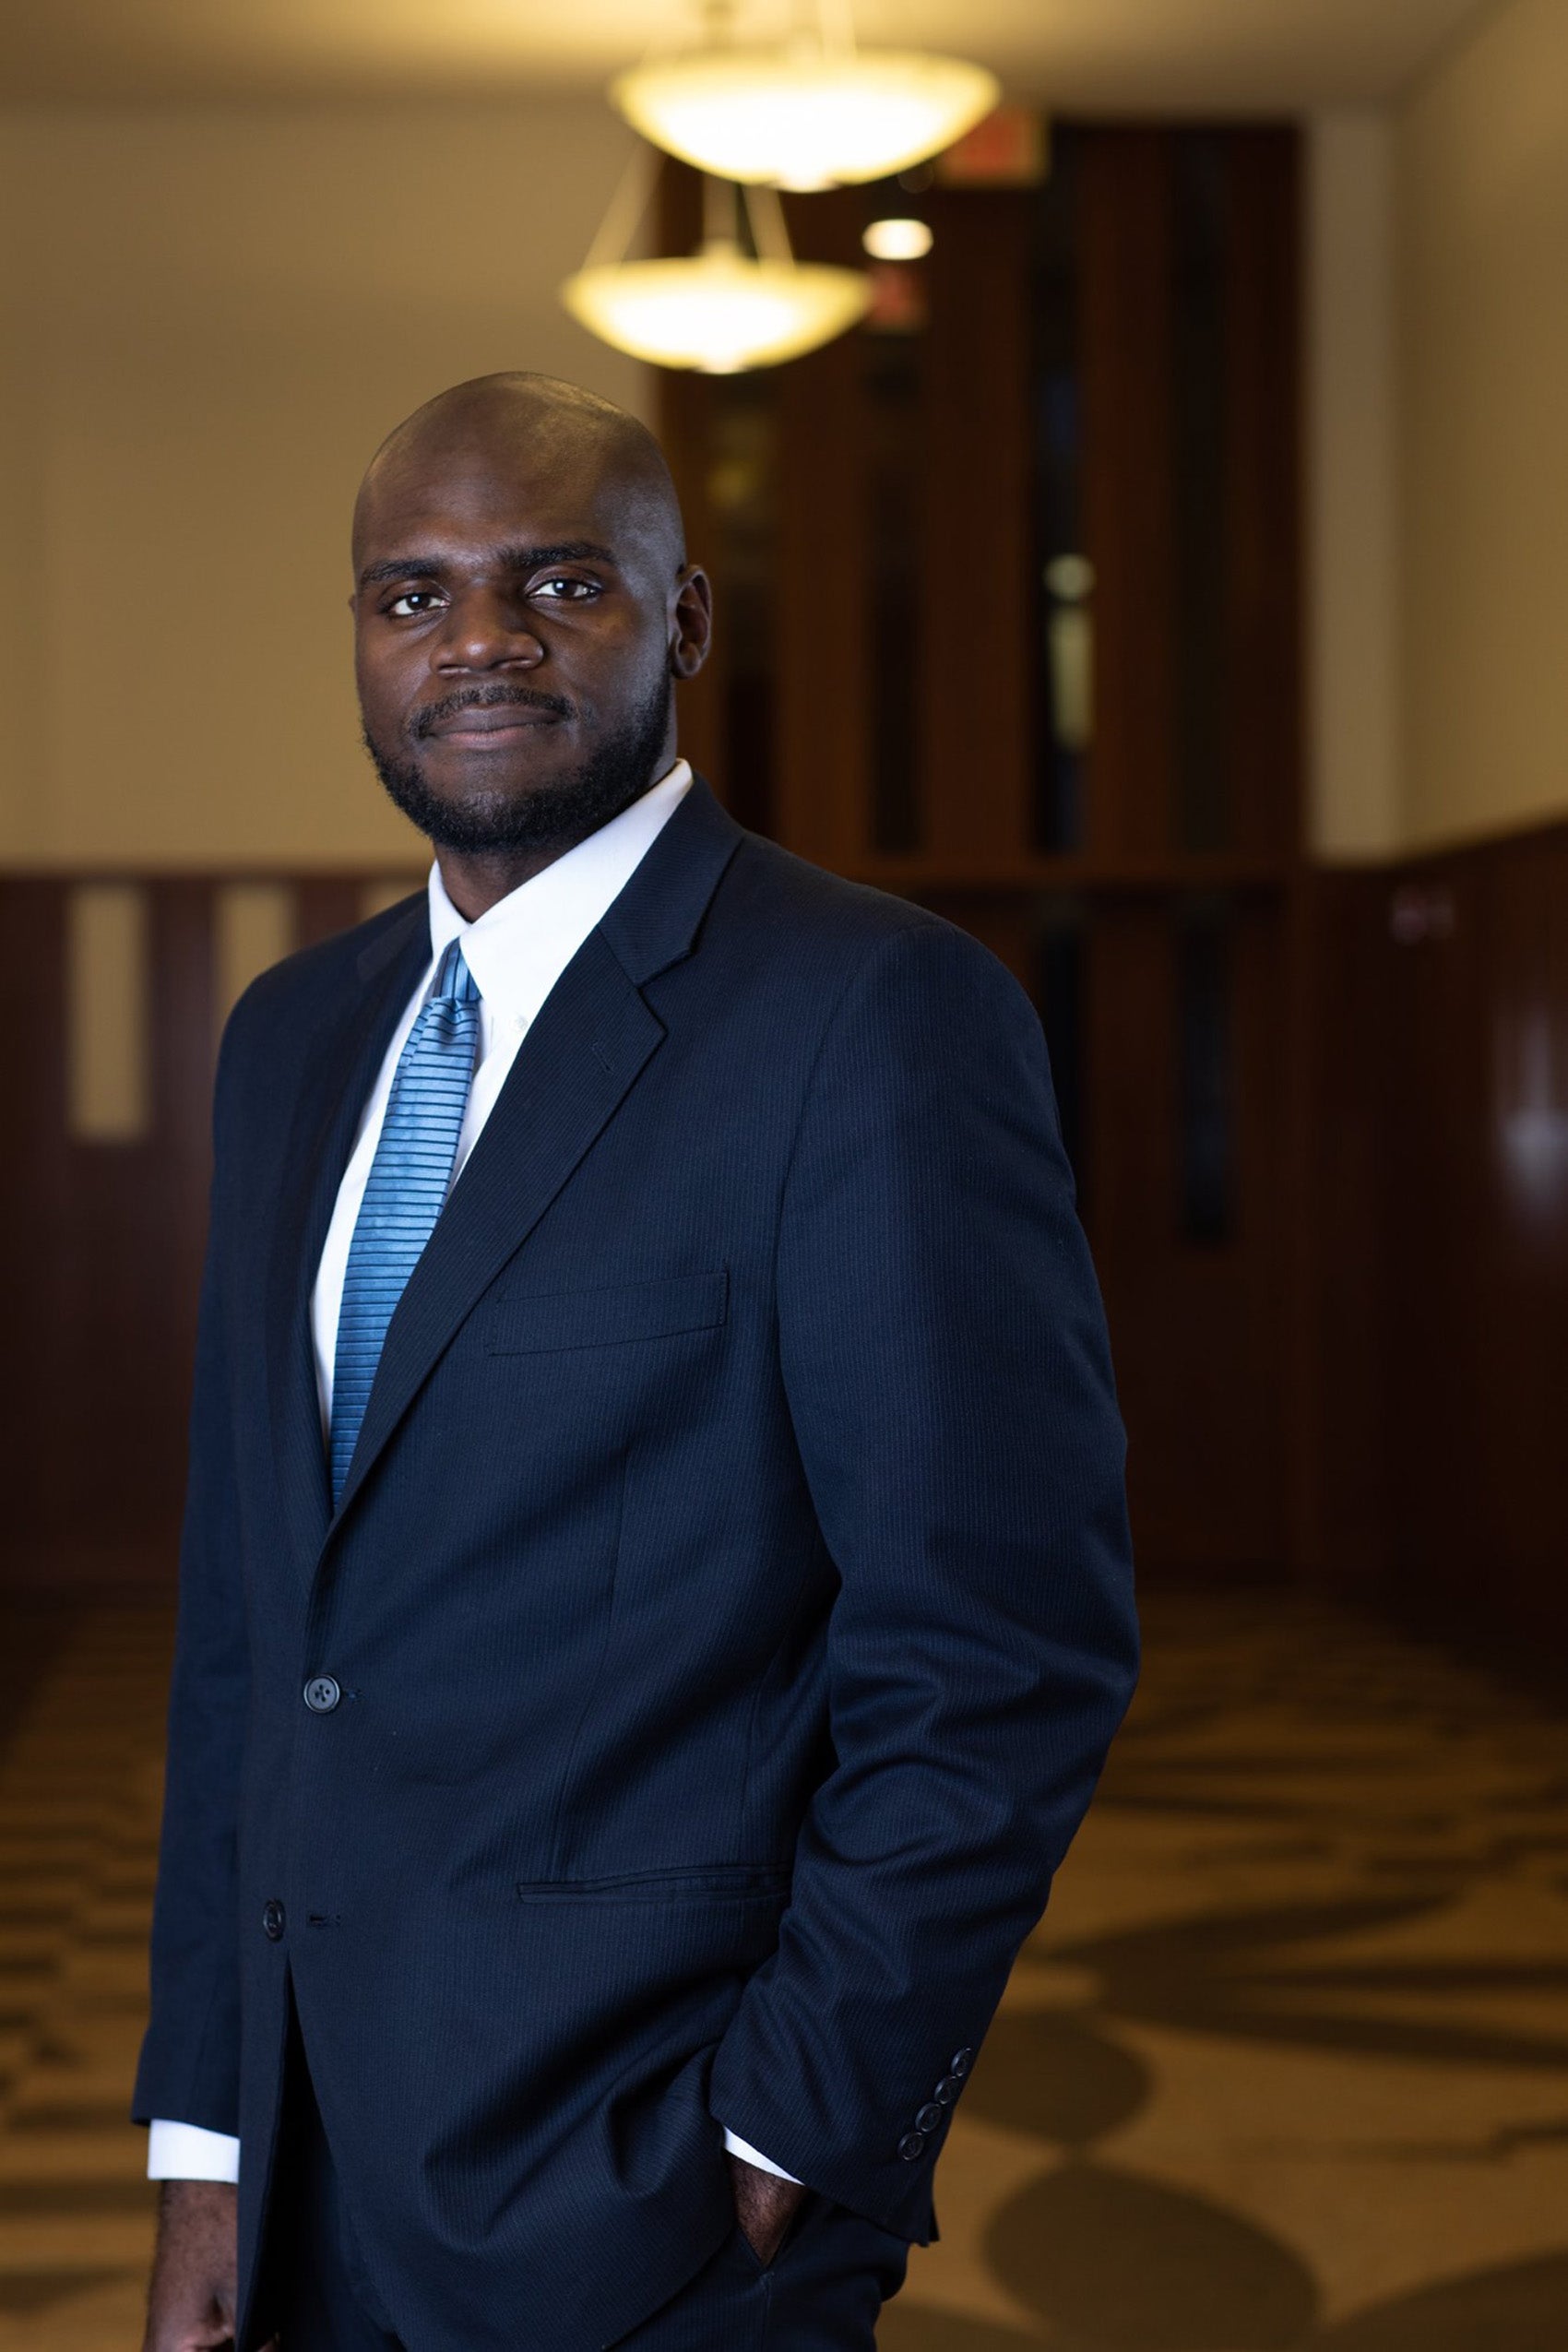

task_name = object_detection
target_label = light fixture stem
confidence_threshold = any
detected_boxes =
[814,0,858,59]
[583,138,659,270]
[702,172,742,253]
[743,181,795,266]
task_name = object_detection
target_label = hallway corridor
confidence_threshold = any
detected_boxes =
[0,1594,1565,2349]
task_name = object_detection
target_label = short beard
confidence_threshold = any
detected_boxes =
[363,672,675,858]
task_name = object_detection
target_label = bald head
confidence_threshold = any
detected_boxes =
[354,372,685,580]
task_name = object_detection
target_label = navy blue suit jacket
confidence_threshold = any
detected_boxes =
[134,779,1137,2351]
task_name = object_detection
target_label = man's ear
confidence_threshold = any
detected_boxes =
[671,565,714,680]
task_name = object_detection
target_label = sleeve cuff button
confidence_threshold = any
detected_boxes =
[897,2131,927,2163]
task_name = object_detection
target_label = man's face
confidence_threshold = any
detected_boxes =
[352,434,706,855]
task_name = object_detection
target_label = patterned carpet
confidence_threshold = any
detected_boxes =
[1,1594,1565,2348]
[0,1608,168,2350]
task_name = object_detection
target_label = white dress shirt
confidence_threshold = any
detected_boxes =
[148,760,796,2188]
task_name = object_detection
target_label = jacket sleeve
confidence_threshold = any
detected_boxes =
[131,1024,251,2136]
[709,915,1138,2237]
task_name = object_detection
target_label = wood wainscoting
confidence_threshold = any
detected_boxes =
[0,873,419,1589]
[4,831,1566,1644]
[1306,824,1568,1653]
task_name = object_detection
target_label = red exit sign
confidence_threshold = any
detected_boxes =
[936,106,1051,186]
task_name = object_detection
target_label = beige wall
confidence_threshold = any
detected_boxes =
[0,101,650,868]
[1396,0,1568,850]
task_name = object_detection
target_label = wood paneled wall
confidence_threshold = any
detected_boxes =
[0,873,411,1588]
[9,829,1564,1644]
[1306,826,1568,1652]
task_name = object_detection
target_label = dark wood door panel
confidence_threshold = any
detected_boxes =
[1077,129,1176,869]
[1087,897,1289,1574]
[1308,826,1568,1651]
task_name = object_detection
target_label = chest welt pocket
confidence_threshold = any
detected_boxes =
[486,1268,729,1356]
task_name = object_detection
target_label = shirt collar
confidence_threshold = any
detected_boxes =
[424,760,693,1029]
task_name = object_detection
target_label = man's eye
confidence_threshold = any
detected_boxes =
[387,589,444,617]
[535,576,598,601]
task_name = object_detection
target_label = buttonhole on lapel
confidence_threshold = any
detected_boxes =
[306,1914,343,1930]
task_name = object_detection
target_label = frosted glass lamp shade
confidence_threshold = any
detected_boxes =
[562,247,872,374]
[610,50,1000,190]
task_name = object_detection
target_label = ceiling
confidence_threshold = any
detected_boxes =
[0,0,1503,112]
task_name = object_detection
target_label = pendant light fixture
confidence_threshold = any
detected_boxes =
[611,2,999,193]
[562,152,871,374]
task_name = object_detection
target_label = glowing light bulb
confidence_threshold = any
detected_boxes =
[862,217,933,261]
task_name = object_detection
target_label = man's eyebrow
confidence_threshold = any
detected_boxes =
[358,555,443,589]
[357,541,621,590]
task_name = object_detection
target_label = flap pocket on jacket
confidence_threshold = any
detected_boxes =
[515,1863,790,1906]
[487,1268,729,1356]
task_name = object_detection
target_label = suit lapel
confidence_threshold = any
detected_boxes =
[267,900,431,1579]
[327,778,743,1539]
[327,933,662,1528]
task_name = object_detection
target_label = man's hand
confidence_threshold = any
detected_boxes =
[727,2152,807,2269]
[142,2180,270,2352]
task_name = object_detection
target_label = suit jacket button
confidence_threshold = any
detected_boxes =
[915,2102,944,2133]
[934,2075,962,2105]
[897,2131,926,2163]
[262,1900,286,1942]
[303,1676,341,1713]
[949,2047,975,2078]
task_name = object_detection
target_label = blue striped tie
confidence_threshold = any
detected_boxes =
[330,939,481,1503]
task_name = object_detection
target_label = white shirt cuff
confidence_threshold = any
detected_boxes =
[720,2127,801,2184]
[148,2117,791,2190]
[147,2120,241,2182]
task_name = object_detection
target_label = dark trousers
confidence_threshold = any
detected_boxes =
[265,2042,909,2350]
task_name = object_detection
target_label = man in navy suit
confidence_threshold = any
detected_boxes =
[137,373,1137,2352]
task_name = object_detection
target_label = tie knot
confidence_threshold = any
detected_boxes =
[432,940,480,1008]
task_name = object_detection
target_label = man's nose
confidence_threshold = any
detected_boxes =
[435,588,543,671]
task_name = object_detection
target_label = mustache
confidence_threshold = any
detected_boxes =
[410,684,576,738]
